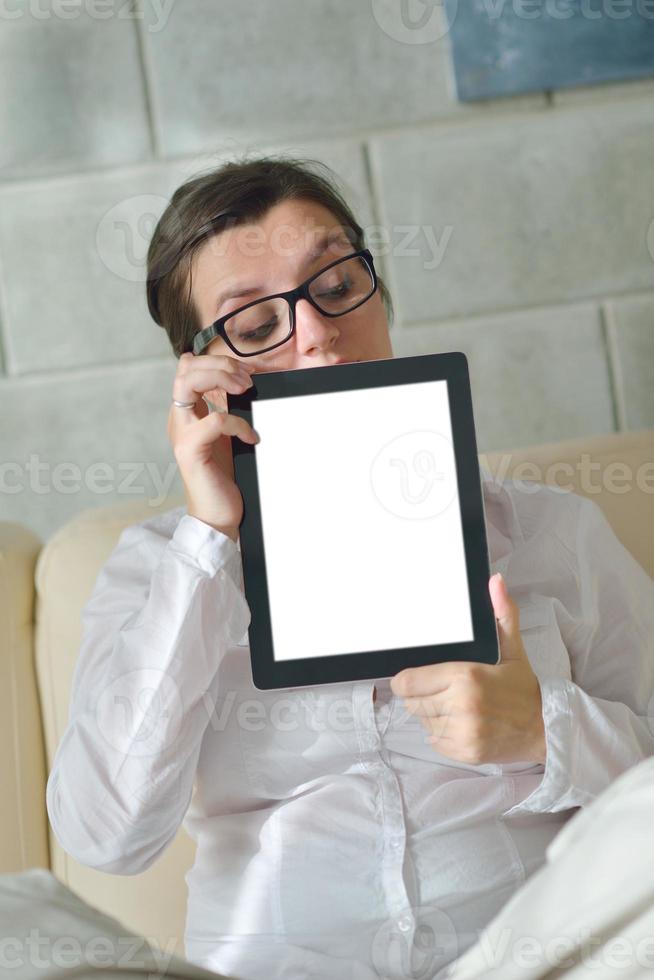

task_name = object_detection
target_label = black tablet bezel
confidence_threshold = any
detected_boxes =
[228,351,499,690]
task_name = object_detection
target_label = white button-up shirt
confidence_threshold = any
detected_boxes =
[46,468,654,980]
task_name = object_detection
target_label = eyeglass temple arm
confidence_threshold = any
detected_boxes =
[192,323,221,355]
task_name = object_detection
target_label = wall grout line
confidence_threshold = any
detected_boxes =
[1,83,654,192]
[360,141,399,330]
[0,354,177,387]
[0,256,13,376]
[0,99,548,190]
[3,288,649,386]
[390,286,654,333]
[132,0,161,159]
[599,302,627,432]
[362,140,407,335]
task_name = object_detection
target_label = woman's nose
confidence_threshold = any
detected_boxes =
[293,298,340,355]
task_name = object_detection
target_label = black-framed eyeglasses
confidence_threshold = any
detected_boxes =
[192,248,378,357]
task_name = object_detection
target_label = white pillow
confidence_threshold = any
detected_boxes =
[0,869,230,979]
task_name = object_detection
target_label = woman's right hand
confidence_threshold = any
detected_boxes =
[168,352,259,542]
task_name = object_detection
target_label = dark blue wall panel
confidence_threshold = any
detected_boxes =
[444,0,654,100]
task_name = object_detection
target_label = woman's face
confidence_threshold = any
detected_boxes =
[190,197,393,373]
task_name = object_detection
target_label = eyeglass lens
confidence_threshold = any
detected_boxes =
[223,254,374,355]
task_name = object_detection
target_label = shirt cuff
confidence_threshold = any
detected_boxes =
[501,676,574,818]
[169,513,240,577]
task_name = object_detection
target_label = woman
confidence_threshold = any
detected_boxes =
[46,156,654,980]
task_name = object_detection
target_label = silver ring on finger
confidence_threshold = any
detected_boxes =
[172,398,196,409]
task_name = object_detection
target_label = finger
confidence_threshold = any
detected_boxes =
[424,713,457,745]
[489,572,523,658]
[201,391,259,443]
[426,729,456,747]
[177,360,254,384]
[202,386,228,415]
[402,694,451,719]
[174,409,259,455]
[177,351,255,376]
[174,384,245,426]
[488,572,515,624]
[174,365,252,399]
[173,368,253,400]
[390,663,457,699]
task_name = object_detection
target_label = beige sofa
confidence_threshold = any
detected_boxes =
[2,428,653,959]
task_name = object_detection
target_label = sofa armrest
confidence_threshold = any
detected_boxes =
[0,522,50,872]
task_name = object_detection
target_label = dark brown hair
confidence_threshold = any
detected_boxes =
[146,153,394,357]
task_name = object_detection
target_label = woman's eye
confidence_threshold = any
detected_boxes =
[317,281,351,299]
[239,319,276,341]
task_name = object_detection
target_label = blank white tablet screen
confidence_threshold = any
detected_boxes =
[251,378,474,662]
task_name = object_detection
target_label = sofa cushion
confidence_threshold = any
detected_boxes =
[0,522,49,872]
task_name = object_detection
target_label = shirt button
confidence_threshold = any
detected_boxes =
[389,836,403,850]
[397,913,413,933]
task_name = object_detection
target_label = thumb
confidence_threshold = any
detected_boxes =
[489,572,524,662]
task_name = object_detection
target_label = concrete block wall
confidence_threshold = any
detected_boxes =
[1,0,653,540]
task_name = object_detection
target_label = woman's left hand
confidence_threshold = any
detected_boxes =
[390,573,546,766]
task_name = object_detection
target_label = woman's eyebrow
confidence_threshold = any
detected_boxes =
[213,230,353,315]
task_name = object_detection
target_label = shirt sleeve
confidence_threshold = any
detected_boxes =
[45,511,251,875]
[502,492,654,818]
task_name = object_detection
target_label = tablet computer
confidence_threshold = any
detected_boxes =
[228,351,499,690]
